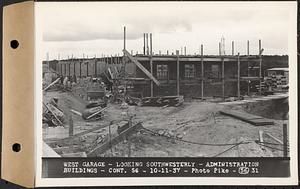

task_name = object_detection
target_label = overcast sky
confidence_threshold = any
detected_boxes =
[36,2,295,60]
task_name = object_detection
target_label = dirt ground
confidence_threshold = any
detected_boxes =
[43,91,288,157]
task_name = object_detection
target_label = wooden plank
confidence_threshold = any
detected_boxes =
[265,132,283,145]
[220,110,274,126]
[43,102,63,126]
[62,152,87,157]
[108,67,114,79]
[87,122,143,157]
[123,49,160,86]
[43,77,60,91]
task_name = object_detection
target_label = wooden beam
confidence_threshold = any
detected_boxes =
[201,45,204,99]
[87,122,143,157]
[176,50,180,96]
[123,49,160,86]
[265,132,283,145]
[107,67,114,79]
[43,77,60,91]
[237,53,240,98]
[135,56,259,62]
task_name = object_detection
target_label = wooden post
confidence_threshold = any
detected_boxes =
[237,53,240,99]
[184,46,186,56]
[64,64,66,76]
[247,40,250,96]
[201,44,204,99]
[95,59,97,76]
[68,63,71,76]
[146,33,148,55]
[79,62,82,77]
[69,116,73,137]
[247,40,250,56]
[259,130,265,150]
[222,57,225,101]
[143,33,146,55]
[86,62,89,77]
[219,42,221,55]
[232,41,234,56]
[109,122,113,156]
[123,26,126,51]
[176,50,180,96]
[283,124,288,157]
[259,39,262,95]
[61,64,63,75]
[150,33,154,97]
[73,62,76,76]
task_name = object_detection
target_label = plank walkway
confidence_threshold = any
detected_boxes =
[220,110,274,126]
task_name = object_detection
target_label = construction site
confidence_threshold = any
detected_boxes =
[42,27,289,158]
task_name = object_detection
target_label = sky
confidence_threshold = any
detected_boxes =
[36,2,296,60]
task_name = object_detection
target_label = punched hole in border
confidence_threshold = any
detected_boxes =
[12,143,21,152]
[10,40,19,49]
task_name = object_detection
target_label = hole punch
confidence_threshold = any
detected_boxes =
[10,40,19,49]
[12,143,21,152]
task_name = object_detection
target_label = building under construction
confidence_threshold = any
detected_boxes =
[52,29,264,100]
[42,28,289,158]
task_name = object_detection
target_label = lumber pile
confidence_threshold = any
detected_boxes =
[43,100,65,127]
